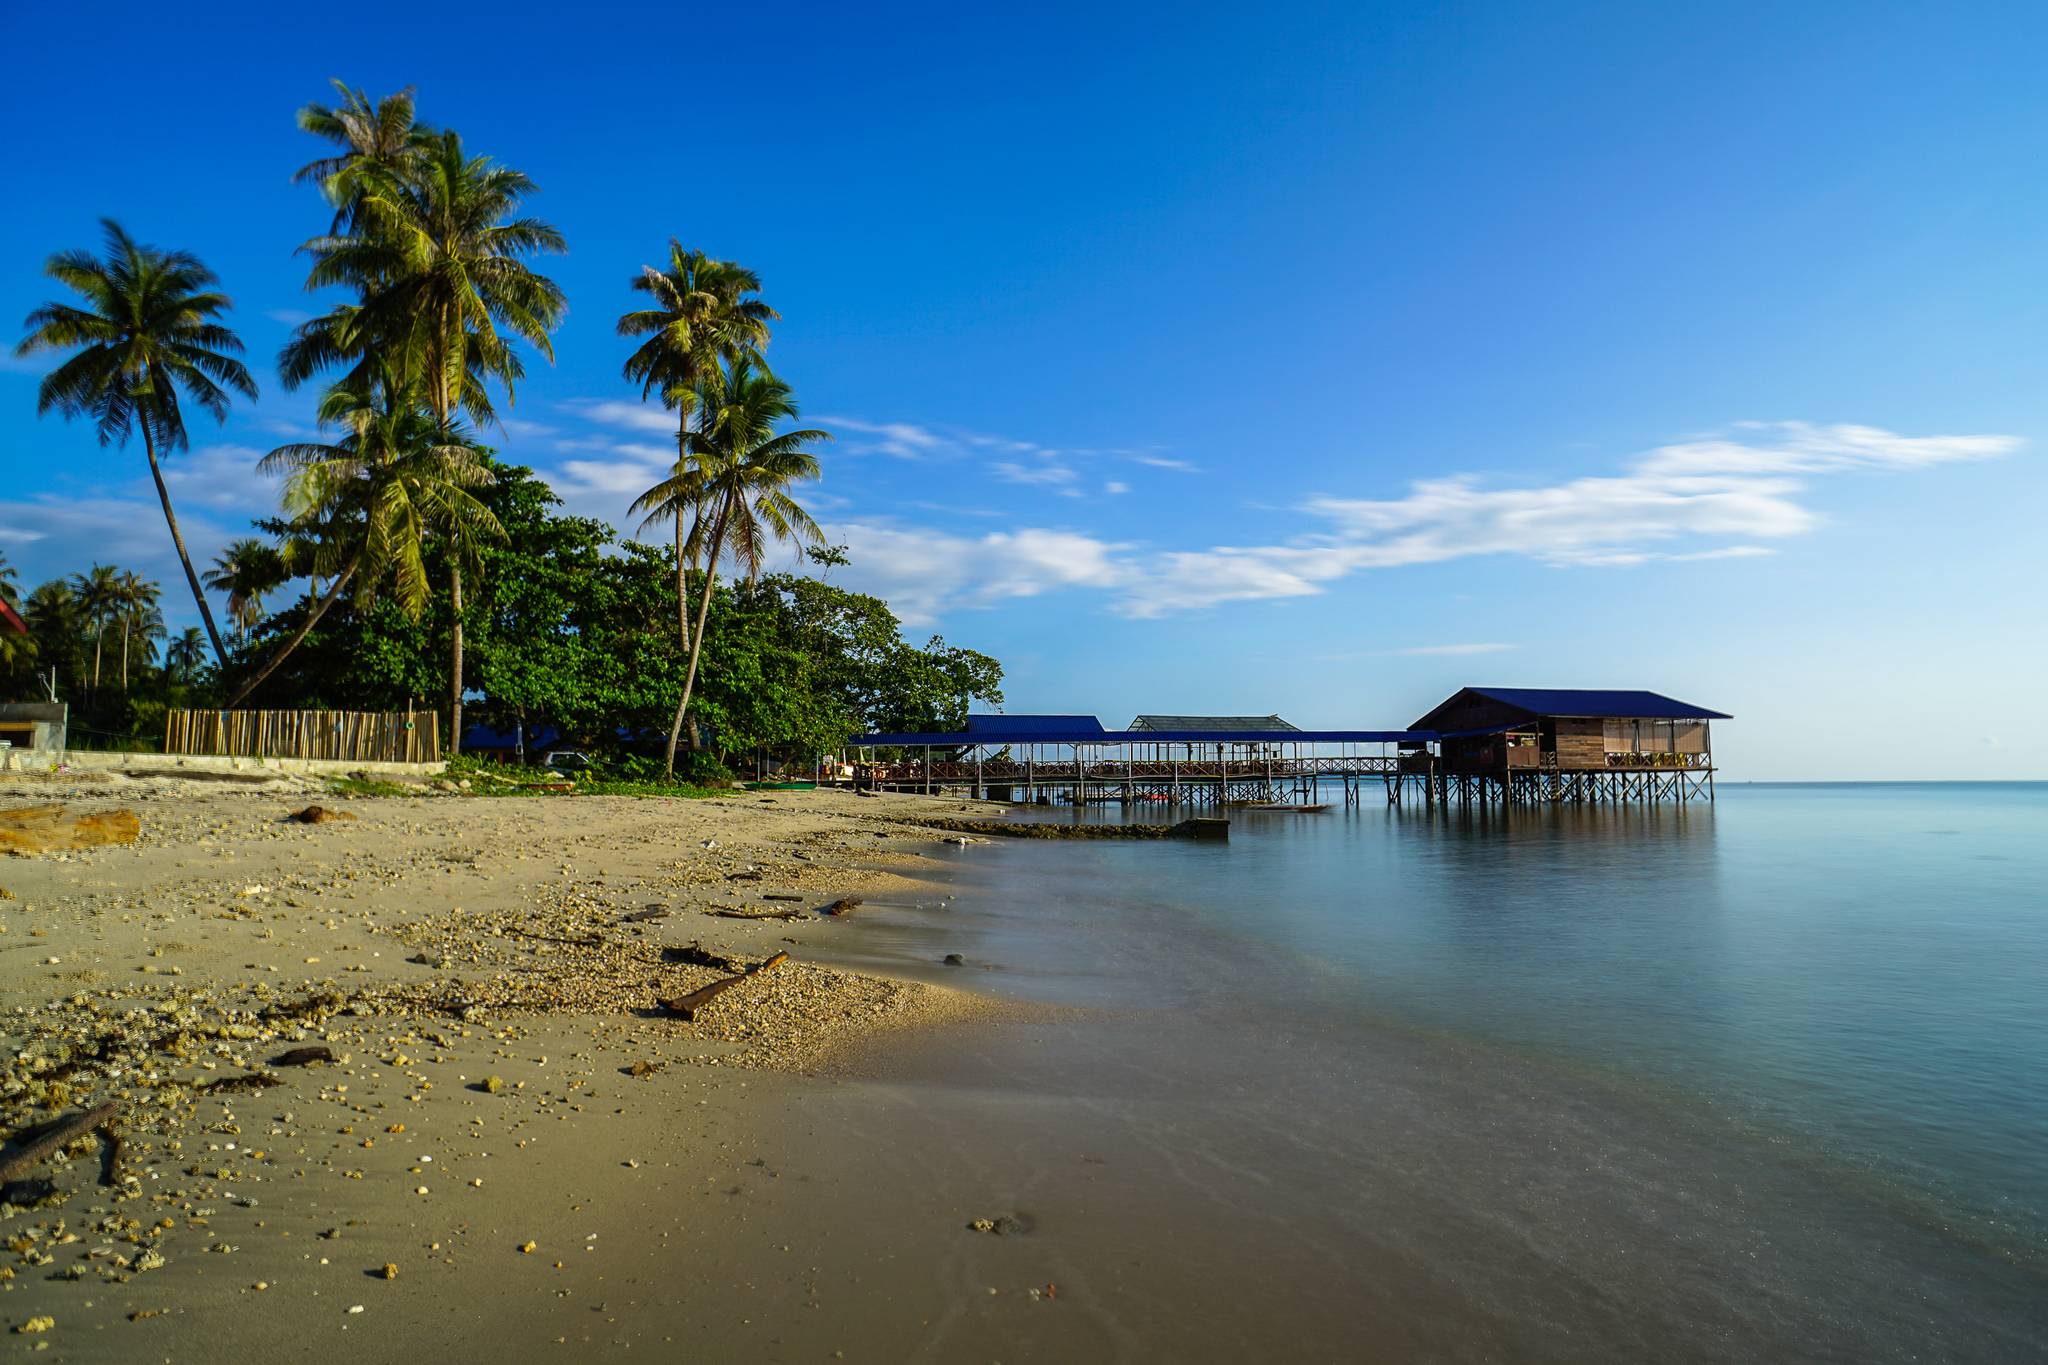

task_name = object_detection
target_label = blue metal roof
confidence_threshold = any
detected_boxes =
[964,714,1103,736]
[851,725,1432,746]
[1464,688,1731,720]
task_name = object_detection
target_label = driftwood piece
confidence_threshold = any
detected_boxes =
[820,896,863,917]
[199,1072,281,1095]
[761,893,805,902]
[659,952,790,1021]
[270,1046,336,1068]
[705,907,806,921]
[0,1101,120,1184]
[618,907,670,925]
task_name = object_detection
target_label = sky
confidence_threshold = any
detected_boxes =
[2,0,2044,779]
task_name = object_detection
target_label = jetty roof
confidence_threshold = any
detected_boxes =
[1412,687,1732,729]
[852,716,1429,746]
[1128,714,1300,732]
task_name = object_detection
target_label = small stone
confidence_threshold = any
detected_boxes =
[379,1263,398,1280]
[14,1316,53,1334]
[519,1241,537,1254]
[479,1076,506,1094]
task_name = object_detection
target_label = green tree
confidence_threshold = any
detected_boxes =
[620,246,776,661]
[114,570,163,689]
[71,563,123,694]
[282,119,565,753]
[204,539,289,647]
[292,81,428,231]
[230,379,502,707]
[15,221,256,663]
[165,627,208,684]
[662,360,829,777]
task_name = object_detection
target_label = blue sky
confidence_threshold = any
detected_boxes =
[3,1,2044,778]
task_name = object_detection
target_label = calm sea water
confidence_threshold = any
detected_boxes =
[817,781,2048,1359]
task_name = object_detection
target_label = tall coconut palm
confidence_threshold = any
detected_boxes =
[662,360,829,777]
[204,539,288,647]
[71,564,123,694]
[620,246,776,661]
[15,221,255,663]
[229,378,503,707]
[114,571,162,689]
[292,81,427,231]
[283,126,564,753]
[165,627,207,684]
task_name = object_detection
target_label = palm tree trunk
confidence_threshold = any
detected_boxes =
[91,628,104,693]
[120,619,131,689]
[225,558,361,708]
[448,563,465,757]
[665,501,729,779]
[141,421,231,665]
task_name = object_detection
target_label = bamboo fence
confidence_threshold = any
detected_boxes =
[164,709,440,764]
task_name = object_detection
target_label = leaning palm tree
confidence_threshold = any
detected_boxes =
[228,379,504,707]
[282,127,564,753]
[662,360,829,776]
[620,246,776,660]
[16,221,256,663]
[204,539,288,647]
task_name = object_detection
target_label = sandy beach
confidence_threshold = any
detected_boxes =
[0,774,1031,1360]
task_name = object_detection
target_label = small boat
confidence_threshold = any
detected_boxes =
[1238,802,1330,812]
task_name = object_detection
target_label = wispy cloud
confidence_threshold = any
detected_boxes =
[993,461,1078,487]
[265,308,313,327]
[817,422,2018,621]
[1132,454,1198,472]
[565,399,678,436]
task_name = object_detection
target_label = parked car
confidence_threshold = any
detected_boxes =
[541,750,593,773]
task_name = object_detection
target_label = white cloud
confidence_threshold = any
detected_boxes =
[160,445,279,513]
[566,400,680,435]
[993,461,1078,487]
[813,422,2017,622]
[265,308,313,326]
[1132,454,1198,472]
[818,416,954,459]
[1105,481,1130,495]
[1399,643,1516,656]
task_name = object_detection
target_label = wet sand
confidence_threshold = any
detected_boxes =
[2,777,2042,1362]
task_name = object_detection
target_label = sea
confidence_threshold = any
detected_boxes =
[807,782,2048,1362]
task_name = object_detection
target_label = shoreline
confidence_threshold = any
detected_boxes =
[0,776,1029,1356]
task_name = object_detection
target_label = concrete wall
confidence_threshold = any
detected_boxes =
[0,748,443,779]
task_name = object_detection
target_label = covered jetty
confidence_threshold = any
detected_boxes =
[849,687,1729,807]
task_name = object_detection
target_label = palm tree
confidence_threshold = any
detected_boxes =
[0,551,18,610]
[620,246,776,663]
[662,360,829,776]
[204,540,288,647]
[165,627,207,684]
[113,571,162,689]
[16,222,255,665]
[282,126,564,753]
[71,564,123,694]
[229,378,503,707]
[292,81,427,231]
